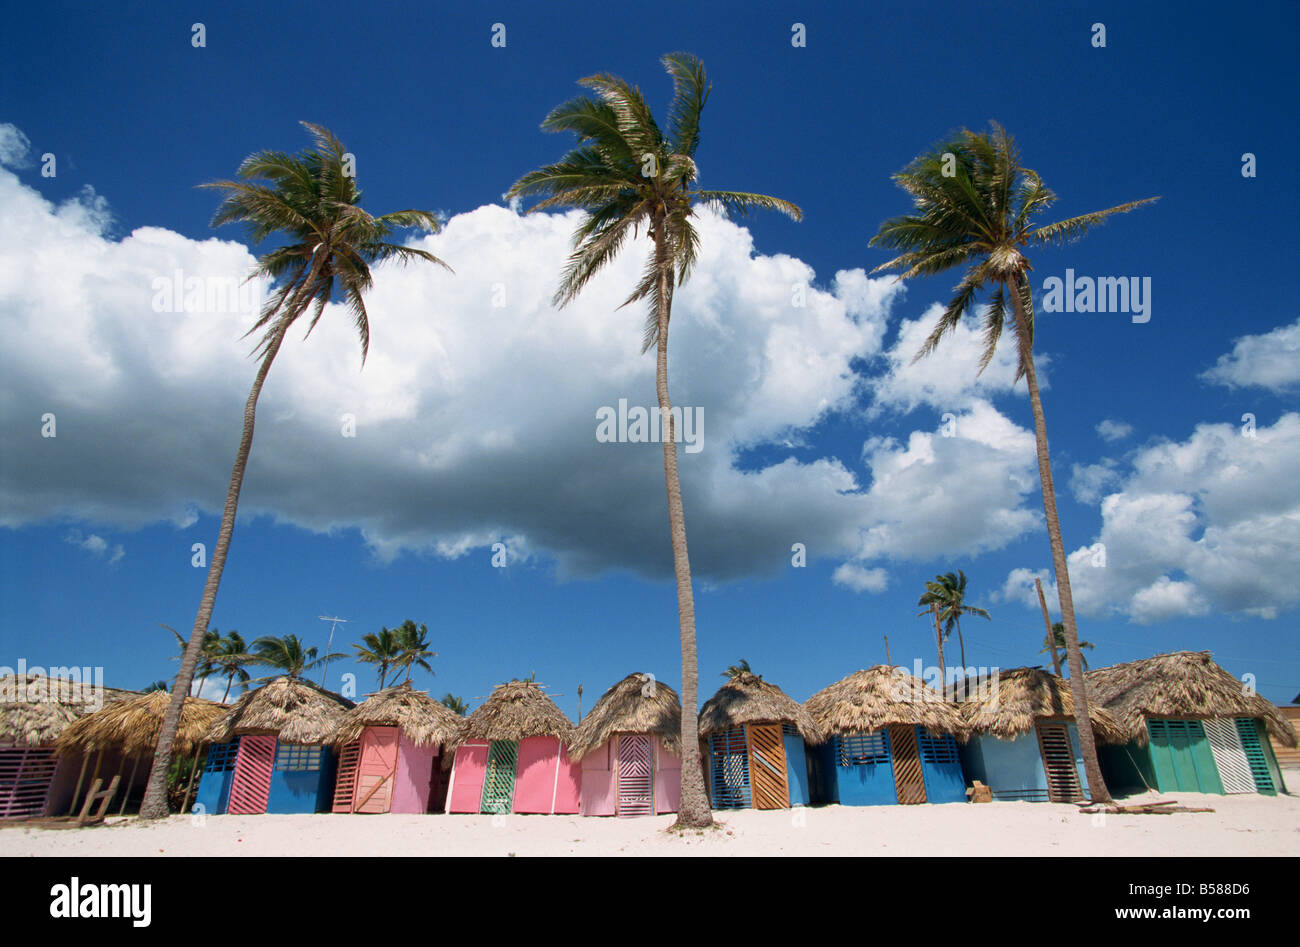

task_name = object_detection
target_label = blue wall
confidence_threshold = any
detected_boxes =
[960,724,1089,802]
[192,740,237,814]
[265,744,337,814]
[814,728,966,806]
[783,731,810,806]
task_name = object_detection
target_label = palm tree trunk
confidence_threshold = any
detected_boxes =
[138,318,294,818]
[930,604,948,698]
[955,615,967,670]
[653,227,711,829]
[221,673,233,704]
[1009,278,1112,804]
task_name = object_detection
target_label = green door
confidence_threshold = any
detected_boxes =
[480,740,518,813]
[1147,720,1223,794]
[1234,718,1277,795]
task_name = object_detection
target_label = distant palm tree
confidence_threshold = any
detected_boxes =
[509,54,800,829]
[722,659,752,680]
[870,123,1157,804]
[163,623,220,696]
[211,630,253,702]
[354,627,403,689]
[916,570,990,669]
[1040,622,1095,672]
[392,620,436,683]
[144,681,170,692]
[248,634,344,681]
[141,122,450,819]
[440,694,468,716]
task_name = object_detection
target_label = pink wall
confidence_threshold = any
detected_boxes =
[514,736,580,814]
[392,734,439,814]
[654,742,681,815]
[445,742,487,813]
[580,740,616,816]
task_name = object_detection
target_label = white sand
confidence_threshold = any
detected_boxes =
[3,788,1297,856]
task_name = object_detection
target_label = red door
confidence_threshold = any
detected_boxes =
[227,735,276,814]
[354,727,400,813]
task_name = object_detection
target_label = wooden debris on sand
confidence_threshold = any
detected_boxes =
[1077,799,1215,815]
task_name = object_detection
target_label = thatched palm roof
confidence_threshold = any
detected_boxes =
[699,672,824,744]
[446,680,574,753]
[328,681,462,749]
[803,666,966,738]
[959,667,1126,743]
[569,673,681,761]
[54,691,228,758]
[0,674,139,748]
[1084,651,1298,747]
[207,676,354,746]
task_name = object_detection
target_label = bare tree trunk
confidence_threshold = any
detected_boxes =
[1035,577,1061,677]
[1009,278,1112,803]
[653,227,711,829]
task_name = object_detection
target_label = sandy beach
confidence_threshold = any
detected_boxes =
[4,788,1296,857]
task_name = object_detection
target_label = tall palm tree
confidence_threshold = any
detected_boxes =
[508,53,801,828]
[248,634,344,681]
[916,570,990,669]
[354,626,403,689]
[440,694,468,716]
[870,122,1158,804]
[722,659,752,680]
[392,620,436,683]
[140,122,449,819]
[211,630,253,702]
[1040,622,1095,672]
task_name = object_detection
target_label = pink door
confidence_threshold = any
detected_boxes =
[446,743,488,813]
[227,735,276,814]
[354,727,400,813]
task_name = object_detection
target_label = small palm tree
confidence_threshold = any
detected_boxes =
[916,570,990,669]
[1040,622,1095,672]
[211,630,253,703]
[162,623,220,696]
[144,681,170,692]
[248,634,344,681]
[392,620,436,683]
[870,122,1157,803]
[722,659,752,680]
[354,627,403,689]
[140,122,449,819]
[509,54,800,829]
[441,694,468,716]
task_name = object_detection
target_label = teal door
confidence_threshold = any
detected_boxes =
[1147,720,1223,793]
[1234,718,1277,795]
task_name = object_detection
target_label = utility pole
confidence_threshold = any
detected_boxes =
[318,615,349,688]
[884,635,891,667]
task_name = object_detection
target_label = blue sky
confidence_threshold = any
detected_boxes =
[1,0,1297,714]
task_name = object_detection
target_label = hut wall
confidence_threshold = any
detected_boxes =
[265,743,338,814]
[960,724,1088,802]
[653,741,681,814]
[579,740,616,816]
[194,740,239,814]
[1145,719,1224,794]
[513,736,580,814]
[1248,719,1286,794]
[783,729,810,806]
[917,729,965,803]
[391,733,438,814]
[1098,740,1157,794]
[1273,707,1300,769]
[815,733,897,806]
[46,746,139,817]
[445,742,488,813]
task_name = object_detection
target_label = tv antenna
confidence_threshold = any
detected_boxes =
[318,615,350,688]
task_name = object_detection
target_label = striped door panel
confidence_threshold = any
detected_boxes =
[227,735,276,814]
[1148,719,1221,793]
[710,729,751,809]
[1203,718,1255,793]
[332,741,360,813]
[889,725,926,804]
[747,724,790,809]
[1036,722,1083,802]
[480,740,517,813]
[616,734,654,817]
[1233,718,1276,795]
[0,747,58,820]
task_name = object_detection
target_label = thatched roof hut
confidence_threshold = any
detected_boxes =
[699,671,823,744]
[568,673,681,762]
[960,667,1126,744]
[54,691,228,758]
[1085,651,1298,748]
[804,666,966,738]
[328,681,461,750]
[207,676,354,745]
[0,674,138,748]
[446,680,574,753]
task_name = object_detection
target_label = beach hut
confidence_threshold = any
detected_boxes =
[55,690,228,815]
[444,680,581,815]
[1085,651,1295,796]
[698,672,822,810]
[569,673,682,817]
[958,667,1125,802]
[803,666,966,806]
[197,676,353,814]
[1273,704,1300,770]
[0,674,138,820]
[327,682,461,814]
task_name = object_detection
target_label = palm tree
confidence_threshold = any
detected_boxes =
[144,681,170,692]
[916,570,990,669]
[870,122,1158,804]
[508,54,801,828]
[162,623,220,696]
[722,659,752,680]
[139,122,449,819]
[354,627,403,689]
[248,634,344,681]
[211,630,253,703]
[392,620,436,683]
[1040,622,1095,672]
[440,694,468,716]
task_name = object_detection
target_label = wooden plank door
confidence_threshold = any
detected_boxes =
[709,730,750,809]
[354,727,400,813]
[747,724,790,809]
[889,725,926,804]
[1036,722,1083,802]
[0,747,58,820]
[227,735,276,814]
[1233,718,1276,794]
[480,740,517,813]
[616,734,654,817]
[331,741,360,813]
